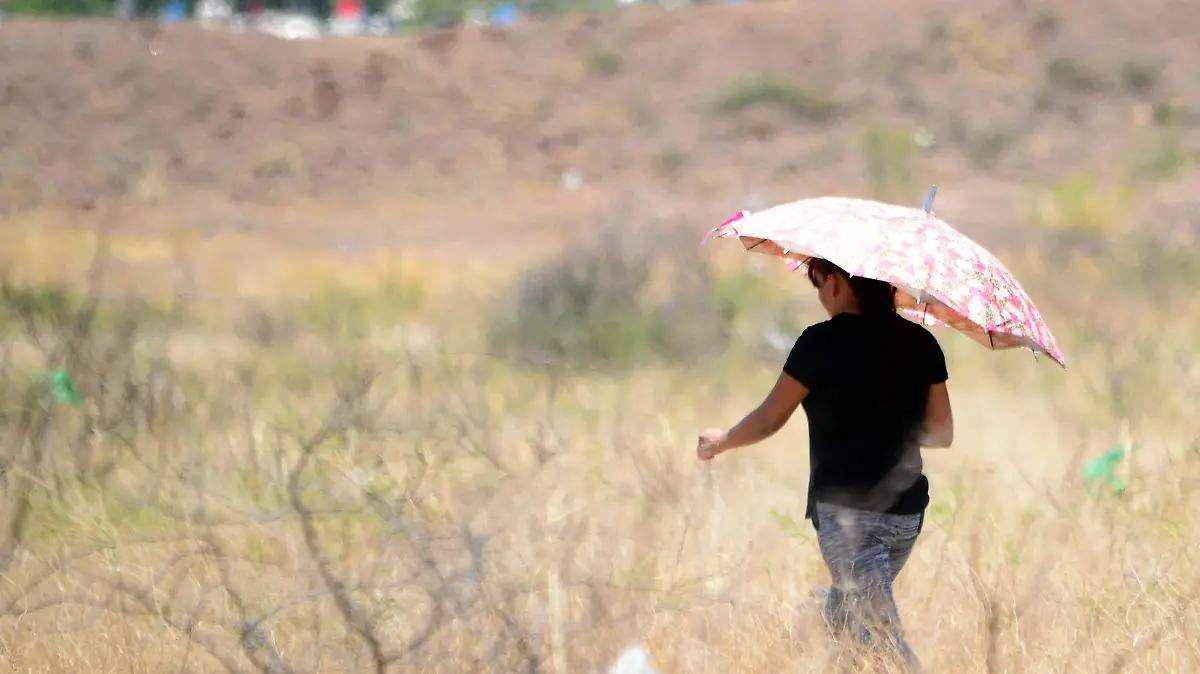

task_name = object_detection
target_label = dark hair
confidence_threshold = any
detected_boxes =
[806,258,898,318]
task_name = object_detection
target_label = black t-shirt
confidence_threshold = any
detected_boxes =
[782,312,949,521]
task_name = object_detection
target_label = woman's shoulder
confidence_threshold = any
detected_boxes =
[786,319,839,357]
[798,316,842,340]
[890,314,946,356]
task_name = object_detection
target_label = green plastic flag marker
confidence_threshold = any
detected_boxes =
[49,369,80,405]
[1084,447,1127,498]
[31,369,81,406]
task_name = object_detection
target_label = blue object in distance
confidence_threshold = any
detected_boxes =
[160,0,188,21]
[490,3,519,26]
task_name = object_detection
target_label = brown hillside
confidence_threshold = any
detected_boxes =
[1,0,1198,254]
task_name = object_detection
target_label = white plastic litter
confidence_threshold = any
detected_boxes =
[606,643,659,674]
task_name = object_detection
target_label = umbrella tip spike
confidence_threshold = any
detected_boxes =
[922,185,938,213]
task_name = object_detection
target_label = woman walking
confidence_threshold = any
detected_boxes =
[696,258,954,671]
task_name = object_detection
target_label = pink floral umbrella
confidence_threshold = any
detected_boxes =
[706,190,1066,368]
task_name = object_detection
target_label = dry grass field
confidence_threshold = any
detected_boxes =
[1,0,1199,672]
[1,219,1197,673]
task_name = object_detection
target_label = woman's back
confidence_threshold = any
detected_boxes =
[784,312,948,515]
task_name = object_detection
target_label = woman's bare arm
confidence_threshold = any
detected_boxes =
[713,372,809,454]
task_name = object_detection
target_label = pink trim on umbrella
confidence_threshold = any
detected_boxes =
[703,210,748,246]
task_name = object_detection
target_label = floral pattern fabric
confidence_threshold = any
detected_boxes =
[709,197,1066,368]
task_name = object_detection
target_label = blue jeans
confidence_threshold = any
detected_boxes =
[814,501,924,671]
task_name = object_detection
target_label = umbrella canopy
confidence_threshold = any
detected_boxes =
[708,195,1066,368]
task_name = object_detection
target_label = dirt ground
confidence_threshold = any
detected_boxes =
[1,0,1198,263]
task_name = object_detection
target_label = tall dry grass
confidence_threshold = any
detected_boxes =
[0,216,1197,674]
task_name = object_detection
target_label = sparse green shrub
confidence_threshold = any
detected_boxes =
[860,122,919,203]
[925,21,949,44]
[965,128,1013,169]
[235,304,300,349]
[410,0,466,29]
[0,282,81,337]
[1120,60,1160,94]
[0,278,192,505]
[0,280,180,350]
[586,49,623,77]
[1152,100,1188,126]
[1024,173,1133,232]
[714,74,839,122]
[1045,58,1107,93]
[293,279,424,341]
[1125,129,1190,181]
[655,148,688,178]
[1031,9,1061,39]
[487,228,734,369]
[648,253,746,363]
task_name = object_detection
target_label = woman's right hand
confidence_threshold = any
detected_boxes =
[697,428,728,461]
